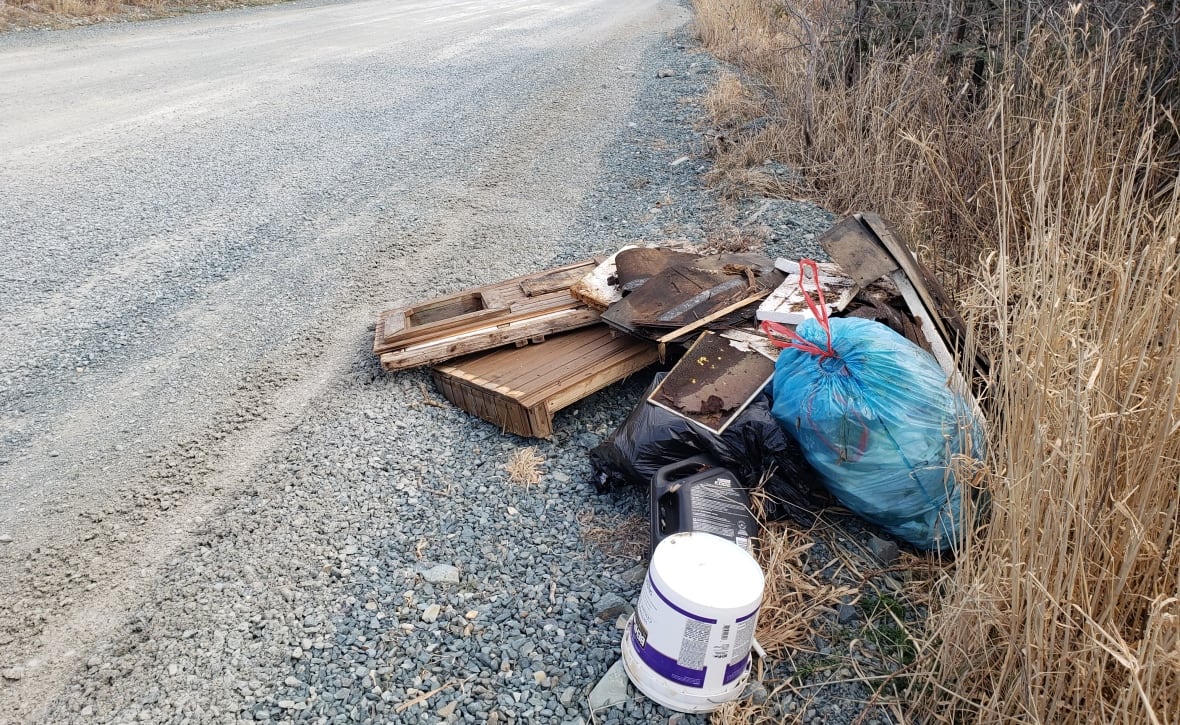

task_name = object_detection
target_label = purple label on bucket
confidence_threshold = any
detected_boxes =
[647,573,717,624]
[631,626,706,688]
[723,655,749,684]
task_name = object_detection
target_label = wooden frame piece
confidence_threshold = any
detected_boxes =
[374,258,604,371]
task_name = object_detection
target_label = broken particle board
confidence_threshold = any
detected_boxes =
[431,326,660,439]
[374,258,603,371]
[601,253,784,338]
[614,247,701,293]
[647,331,776,435]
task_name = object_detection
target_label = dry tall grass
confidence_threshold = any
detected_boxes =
[1,0,283,31]
[694,0,1179,722]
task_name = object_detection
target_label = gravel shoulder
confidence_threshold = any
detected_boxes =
[0,1,853,723]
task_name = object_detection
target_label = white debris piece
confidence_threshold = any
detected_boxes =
[757,259,858,325]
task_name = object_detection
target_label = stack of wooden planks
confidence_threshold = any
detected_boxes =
[432,326,659,438]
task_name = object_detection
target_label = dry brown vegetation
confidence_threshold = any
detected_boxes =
[504,446,544,488]
[694,0,1180,722]
[0,0,284,31]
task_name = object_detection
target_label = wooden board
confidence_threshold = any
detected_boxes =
[431,326,660,438]
[374,258,604,371]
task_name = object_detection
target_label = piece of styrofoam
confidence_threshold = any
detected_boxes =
[570,246,637,310]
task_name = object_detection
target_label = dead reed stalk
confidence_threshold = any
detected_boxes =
[694,0,1180,721]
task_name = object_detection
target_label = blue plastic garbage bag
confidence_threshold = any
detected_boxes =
[768,315,984,551]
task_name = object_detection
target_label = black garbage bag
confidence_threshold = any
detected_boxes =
[589,374,823,524]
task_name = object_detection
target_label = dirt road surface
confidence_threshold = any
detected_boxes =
[0,1,695,721]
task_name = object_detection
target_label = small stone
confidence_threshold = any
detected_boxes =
[656,68,674,78]
[1,668,24,681]
[868,536,900,565]
[465,610,479,620]
[0,535,12,544]
[594,593,628,621]
[422,564,460,585]
[277,700,298,710]
[532,670,547,685]
[167,663,179,676]
[422,604,442,623]
[559,687,576,707]
[837,603,859,625]
[285,676,303,687]
[552,471,570,483]
[615,614,629,630]
[588,659,629,710]
[620,565,646,585]
[748,682,769,705]
[290,647,303,659]
[437,700,457,718]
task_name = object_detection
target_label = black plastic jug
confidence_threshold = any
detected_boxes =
[650,455,756,553]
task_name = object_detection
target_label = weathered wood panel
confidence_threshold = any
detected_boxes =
[430,326,659,438]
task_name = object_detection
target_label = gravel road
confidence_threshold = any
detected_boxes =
[0,1,839,723]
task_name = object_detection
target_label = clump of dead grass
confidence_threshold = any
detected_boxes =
[504,446,544,488]
[0,0,284,31]
[694,0,1180,722]
[577,510,648,561]
[751,522,854,658]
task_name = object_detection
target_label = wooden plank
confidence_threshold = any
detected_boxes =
[542,345,659,411]
[498,332,621,395]
[430,327,658,438]
[379,307,601,371]
[433,330,603,392]
[376,291,583,353]
[374,257,600,352]
[653,289,770,346]
[757,260,858,326]
[523,341,654,405]
[436,328,632,407]
[520,258,605,297]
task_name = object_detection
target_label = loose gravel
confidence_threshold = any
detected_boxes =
[0,1,897,723]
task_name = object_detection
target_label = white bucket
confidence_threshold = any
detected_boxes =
[621,531,764,713]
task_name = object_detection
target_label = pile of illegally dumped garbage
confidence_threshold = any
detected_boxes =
[373,213,986,713]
